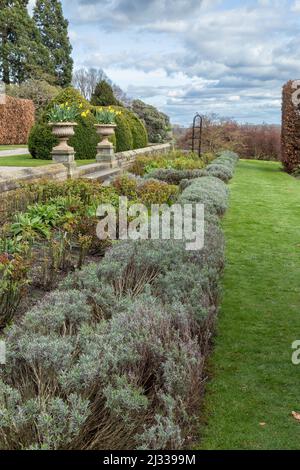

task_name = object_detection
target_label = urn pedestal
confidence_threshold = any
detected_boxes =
[95,124,117,169]
[49,122,78,178]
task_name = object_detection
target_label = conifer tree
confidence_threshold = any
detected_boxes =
[90,80,121,106]
[33,0,73,87]
[0,0,51,84]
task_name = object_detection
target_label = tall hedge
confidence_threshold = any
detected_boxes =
[0,96,35,144]
[119,107,148,149]
[281,80,300,173]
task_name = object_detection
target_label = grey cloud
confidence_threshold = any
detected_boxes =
[65,0,298,124]
[74,0,203,26]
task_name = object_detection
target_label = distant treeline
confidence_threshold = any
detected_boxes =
[174,115,281,161]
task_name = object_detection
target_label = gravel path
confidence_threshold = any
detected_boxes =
[0,148,29,157]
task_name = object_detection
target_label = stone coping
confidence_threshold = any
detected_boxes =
[0,143,172,193]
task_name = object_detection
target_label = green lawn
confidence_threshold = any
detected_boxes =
[0,144,28,151]
[199,159,300,450]
[0,154,96,167]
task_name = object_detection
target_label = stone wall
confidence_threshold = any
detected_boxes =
[0,143,172,194]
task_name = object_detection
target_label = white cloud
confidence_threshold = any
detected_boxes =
[61,0,299,125]
[291,0,300,11]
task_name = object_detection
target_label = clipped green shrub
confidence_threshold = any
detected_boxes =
[90,80,121,107]
[120,107,148,149]
[69,113,99,160]
[50,86,91,111]
[29,87,99,160]
[114,111,133,152]
[28,123,57,160]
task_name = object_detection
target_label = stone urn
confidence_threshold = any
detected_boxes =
[49,122,78,178]
[95,124,117,168]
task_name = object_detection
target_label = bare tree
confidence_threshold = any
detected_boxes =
[72,68,109,100]
[73,67,132,105]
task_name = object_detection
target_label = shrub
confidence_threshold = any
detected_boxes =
[28,123,57,160]
[145,169,207,185]
[0,254,30,329]
[131,99,170,143]
[172,157,205,171]
[50,87,90,111]
[129,153,205,177]
[117,107,148,149]
[6,79,61,119]
[178,176,229,216]
[29,88,99,160]
[0,290,207,449]
[206,164,233,183]
[137,179,179,206]
[90,80,121,107]
[112,173,139,199]
[114,111,134,152]
[0,96,35,145]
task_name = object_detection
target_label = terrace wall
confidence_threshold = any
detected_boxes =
[0,143,172,194]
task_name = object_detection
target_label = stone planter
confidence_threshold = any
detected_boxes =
[49,122,78,178]
[95,124,117,169]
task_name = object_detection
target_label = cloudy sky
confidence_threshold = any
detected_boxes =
[32,0,300,125]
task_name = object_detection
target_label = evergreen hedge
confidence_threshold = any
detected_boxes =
[29,88,148,160]
[281,80,300,173]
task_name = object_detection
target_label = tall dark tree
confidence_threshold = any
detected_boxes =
[90,80,121,107]
[0,0,52,84]
[33,0,73,87]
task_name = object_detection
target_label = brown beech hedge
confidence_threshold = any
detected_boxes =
[0,96,35,145]
[281,80,300,173]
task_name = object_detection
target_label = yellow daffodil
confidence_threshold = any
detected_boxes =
[79,103,83,109]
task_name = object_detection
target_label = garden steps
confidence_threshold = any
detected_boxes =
[78,163,121,182]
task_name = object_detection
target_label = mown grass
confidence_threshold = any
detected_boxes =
[0,145,28,151]
[199,159,300,450]
[0,154,96,167]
